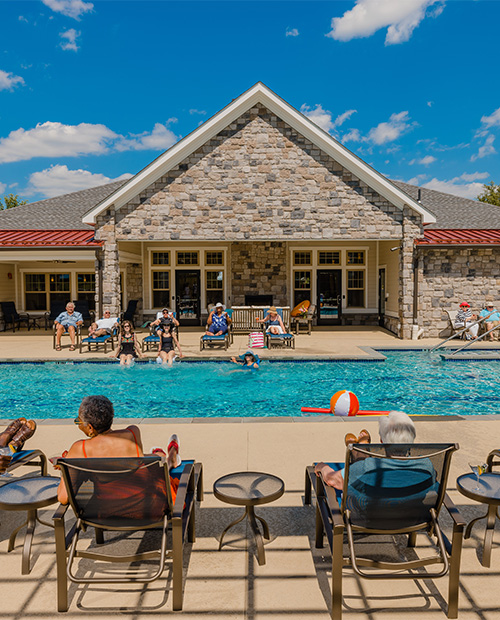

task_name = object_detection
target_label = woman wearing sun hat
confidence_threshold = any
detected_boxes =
[454,301,479,339]
[256,306,285,335]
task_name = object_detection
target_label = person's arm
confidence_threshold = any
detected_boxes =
[278,315,285,330]
[171,315,180,327]
[134,338,143,358]
[54,312,64,327]
[110,341,121,358]
[158,332,162,354]
[172,333,183,357]
[230,356,239,364]
[226,313,232,325]
[57,440,85,504]
[256,314,269,324]
[207,311,214,326]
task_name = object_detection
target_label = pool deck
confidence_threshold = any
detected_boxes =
[1,327,500,619]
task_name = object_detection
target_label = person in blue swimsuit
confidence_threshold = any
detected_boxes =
[256,306,285,335]
[206,302,231,336]
[231,351,260,370]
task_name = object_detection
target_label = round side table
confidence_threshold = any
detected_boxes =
[213,471,285,566]
[457,472,500,567]
[0,476,60,574]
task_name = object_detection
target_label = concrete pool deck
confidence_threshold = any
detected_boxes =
[1,327,500,618]
[0,417,500,619]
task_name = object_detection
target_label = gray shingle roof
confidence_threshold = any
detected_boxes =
[0,180,127,230]
[392,180,500,229]
[0,177,499,231]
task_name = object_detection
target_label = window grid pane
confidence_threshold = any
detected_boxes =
[49,274,70,292]
[77,273,95,292]
[347,251,365,265]
[293,251,311,266]
[206,271,223,289]
[25,274,46,292]
[152,271,170,290]
[206,251,224,266]
[294,271,311,290]
[347,270,364,289]
[152,252,170,265]
[318,251,340,265]
[176,252,199,265]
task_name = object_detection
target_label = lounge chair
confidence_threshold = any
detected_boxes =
[261,307,295,349]
[120,299,139,327]
[142,313,180,353]
[305,443,464,619]
[291,303,316,335]
[1,301,31,332]
[79,322,119,354]
[444,310,468,340]
[5,449,48,476]
[54,455,203,612]
[52,322,81,350]
[200,309,233,351]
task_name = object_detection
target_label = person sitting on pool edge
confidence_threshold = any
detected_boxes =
[110,321,143,365]
[56,395,181,506]
[230,351,260,370]
[256,306,285,335]
[206,302,231,336]
[0,418,37,473]
[157,322,183,366]
[314,410,416,490]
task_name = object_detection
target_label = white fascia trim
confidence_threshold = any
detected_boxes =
[82,83,436,225]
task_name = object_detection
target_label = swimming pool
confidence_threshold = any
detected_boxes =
[0,351,499,419]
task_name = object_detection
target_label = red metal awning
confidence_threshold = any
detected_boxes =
[417,229,500,245]
[0,229,101,247]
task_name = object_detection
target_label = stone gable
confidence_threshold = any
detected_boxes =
[96,105,422,242]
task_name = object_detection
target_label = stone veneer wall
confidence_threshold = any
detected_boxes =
[230,242,287,306]
[419,247,500,337]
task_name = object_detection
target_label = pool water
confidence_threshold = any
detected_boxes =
[0,352,499,419]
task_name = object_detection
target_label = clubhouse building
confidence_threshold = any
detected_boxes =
[1,83,500,339]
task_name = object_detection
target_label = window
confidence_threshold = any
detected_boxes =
[205,251,224,266]
[293,251,311,266]
[318,251,340,265]
[152,271,170,308]
[176,251,199,265]
[49,273,70,306]
[25,274,46,311]
[347,251,365,265]
[206,270,224,307]
[77,273,96,310]
[347,270,365,307]
[152,252,170,265]
[293,270,311,306]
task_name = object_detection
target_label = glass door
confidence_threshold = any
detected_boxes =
[378,268,386,326]
[317,269,342,325]
[175,270,201,325]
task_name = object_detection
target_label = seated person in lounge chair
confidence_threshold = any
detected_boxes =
[205,302,231,336]
[454,301,479,339]
[256,306,285,335]
[56,395,181,505]
[54,302,83,351]
[479,301,500,341]
[88,309,119,339]
[0,418,37,473]
[151,308,180,335]
[314,410,416,490]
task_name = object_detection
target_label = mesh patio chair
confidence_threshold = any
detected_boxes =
[305,443,465,619]
[0,301,31,332]
[261,307,295,349]
[74,299,95,327]
[54,455,203,612]
[120,299,139,327]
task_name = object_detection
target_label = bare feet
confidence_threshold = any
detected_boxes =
[167,434,180,470]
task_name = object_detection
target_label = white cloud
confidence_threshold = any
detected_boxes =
[0,182,6,194]
[427,101,433,107]
[367,111,413,144]
[115,121,179,152]
[60,28,80,51]
[406,174,428,185]
[327,0,444,45]
[0,122,117,163]
[471,134,496,161]
[300,105,357,134]
[189,109,206,115]
[25,165,132,198]
[342,128,362,143]
[286,28,299,37]
[333,109,357,128]
[409,155,437,165]
[0,69,24,92]
[422,172,489,200]
[18,16,28,23]
[480,107,500,129]
[42,0,93,20]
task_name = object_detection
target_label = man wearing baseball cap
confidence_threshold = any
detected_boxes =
[479,300,500,341]
[454,301,479,339]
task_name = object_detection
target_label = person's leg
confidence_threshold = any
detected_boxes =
[119,354,127,365]
[269,326,279,334]
[167,351,175,367]
[94,329,107,337]
[167,434,180,469]
[159,351,168,363]
[68,325,76,346]
[468,322,479,338]
[206,324,217,336]
[56,324,65,347]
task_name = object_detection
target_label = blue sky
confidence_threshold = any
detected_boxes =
[1,0,500,203]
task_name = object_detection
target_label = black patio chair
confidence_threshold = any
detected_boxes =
[305,443,465,619]
[74,299,95,327]
[44,300,67,330]
[54,455,203,612]
[120,299,139,327]
[0,301,31,332]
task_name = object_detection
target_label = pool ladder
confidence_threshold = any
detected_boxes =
[429,315,500,355]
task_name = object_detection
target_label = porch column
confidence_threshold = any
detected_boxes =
[95,210,121,316]
[398,207,421,339]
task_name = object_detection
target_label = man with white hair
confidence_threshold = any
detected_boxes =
[314,411,416,490]
[54,302,83,351]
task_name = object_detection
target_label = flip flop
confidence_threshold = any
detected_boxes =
[9,420,36,452]
[151,447,167,457]
[357,429,371,443]
[56,345,62,351]
[69,345,76,351]
[167,434,181,468]
[344,433,357,446]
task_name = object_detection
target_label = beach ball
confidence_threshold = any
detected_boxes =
[330,390,359,417]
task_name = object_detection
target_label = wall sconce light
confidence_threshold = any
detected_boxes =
[8,273,12,279]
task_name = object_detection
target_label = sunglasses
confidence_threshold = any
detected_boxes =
[74,417,82,425]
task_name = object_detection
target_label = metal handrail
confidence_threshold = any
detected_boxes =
[449,322,500,355]
[429,314,489,352]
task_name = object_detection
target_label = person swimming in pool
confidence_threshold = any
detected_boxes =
[230,351,260,370]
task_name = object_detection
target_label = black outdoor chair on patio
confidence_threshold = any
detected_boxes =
[120,299,139,328]
[0,301,31,332]
[54,455,203,613]
[305,443,465,619]
[74,299,95,327]
[44,300,67,330]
